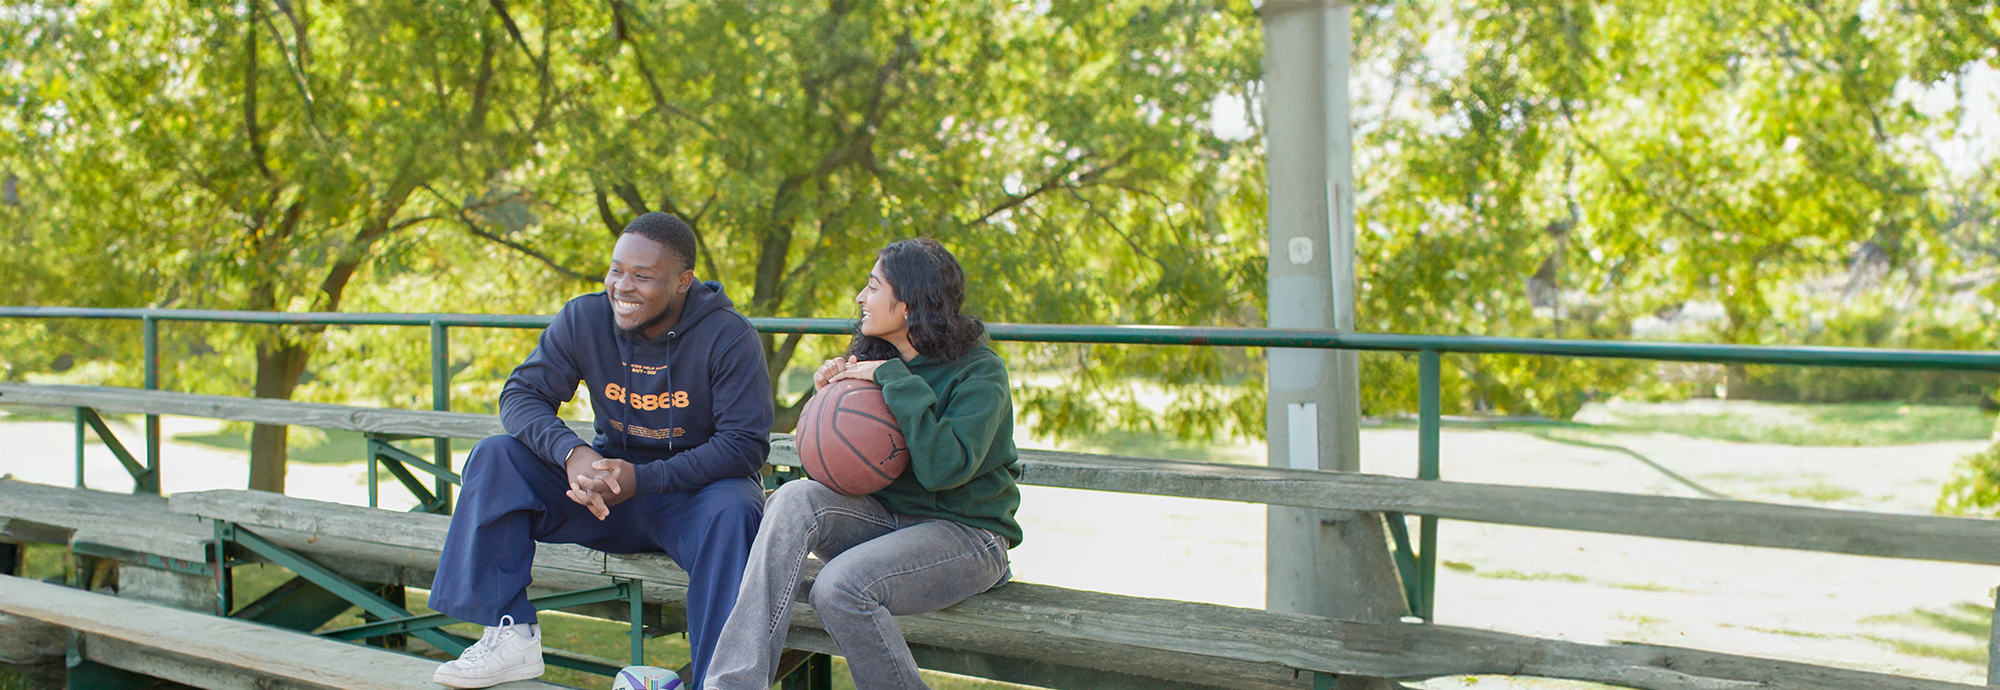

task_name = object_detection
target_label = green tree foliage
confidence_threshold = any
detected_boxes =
[0,1,1268,490]
[7,0,2000,499]
[1,1,567,490]
[1350,0,1999,419]
[508,1,1268,434]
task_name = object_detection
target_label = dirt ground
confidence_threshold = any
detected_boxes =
[3,410,1993,688]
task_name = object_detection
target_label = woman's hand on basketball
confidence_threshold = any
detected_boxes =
[827,358,886,384]
[813,356,856,391]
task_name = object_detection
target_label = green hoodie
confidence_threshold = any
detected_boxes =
[869,346,1023,547]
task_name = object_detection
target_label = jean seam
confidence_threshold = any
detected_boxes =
[855,523,996,603]
[767,504,897,635]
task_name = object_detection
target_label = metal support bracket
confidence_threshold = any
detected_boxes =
[214,521,650,674]
[366,435,460,513]
[780,652,834,690]
[217,522,466,655]
[75,407,155,493]
[317,583,633,642]
[1384,512,1423,619]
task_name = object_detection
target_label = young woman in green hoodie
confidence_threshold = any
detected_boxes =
[708,238,1021,690]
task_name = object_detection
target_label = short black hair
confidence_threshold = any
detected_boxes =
[622,212,698,274]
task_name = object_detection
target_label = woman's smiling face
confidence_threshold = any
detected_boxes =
[856,259,909,342]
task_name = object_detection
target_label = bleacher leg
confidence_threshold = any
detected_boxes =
[1988,584,1998,687]
[1313,671,1338,690]
[779,652,834,690]
[626,578,645,666]
[366,585,410,650]
[212,520,234,616]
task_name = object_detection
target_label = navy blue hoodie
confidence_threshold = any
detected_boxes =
[499,280,773,495]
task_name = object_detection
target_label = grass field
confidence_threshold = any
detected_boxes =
[1582,400,1994,446]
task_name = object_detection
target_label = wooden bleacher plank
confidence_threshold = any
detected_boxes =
[170,489,624,583]
[0,383,592,441]
[180,490,1306,690]
[0,478,210,561]
[6,383,1992,688]
[0,574,574,690]
[15,383,1998,567]
[1008,448,2000,565]
[172,488,1979,690]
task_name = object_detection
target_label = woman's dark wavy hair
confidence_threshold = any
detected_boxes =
[847,238,986,362]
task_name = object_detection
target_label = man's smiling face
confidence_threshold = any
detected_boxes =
[605,232,689,339]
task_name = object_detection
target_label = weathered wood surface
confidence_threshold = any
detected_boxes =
[180,489,1287,689]
[174,488,1980,690]
[0,478,209,561]
[1003,449,2000,565]
[922,580,1982,690]
[0,383,593,441]
[0,516,73,545]
[0,575,575,690]
[171,489,632,584]
[18,383,2000,566]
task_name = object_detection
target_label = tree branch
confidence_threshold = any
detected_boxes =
[968,156,1122,227]
[489,0,557,127]
[594,188,626,238]
[314,171,421,313]
[657,190,722,279]
[244,2,273,181]
[488,0,548,76]
[255,4,330,150]
[770,331,804,388]
[424,185,596,281]
[611,181,649,217]
[610,0,723,140]
[1560,109,1724,237]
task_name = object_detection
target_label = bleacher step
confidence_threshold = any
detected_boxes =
[0,574,576,690]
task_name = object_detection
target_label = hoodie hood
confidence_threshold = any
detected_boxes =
[625,279,734,346]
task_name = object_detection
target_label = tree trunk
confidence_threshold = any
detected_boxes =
[248,337,311,493]
[773,392,809,434]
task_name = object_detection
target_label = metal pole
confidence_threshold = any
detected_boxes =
[142,315,160,495]
[431,321,452,514]
[1417,349,1441,621]
[1988,584,1999,686]
[367,439,379,509]
[1262,0,1408,664]
[74,408,86,489]
[627,580,645,666]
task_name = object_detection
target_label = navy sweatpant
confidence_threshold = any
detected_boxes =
[429,435,763,687]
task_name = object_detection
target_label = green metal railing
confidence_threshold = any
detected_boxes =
[8,305,2000,622]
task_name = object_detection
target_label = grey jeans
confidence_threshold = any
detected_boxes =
[706,479,1011,690]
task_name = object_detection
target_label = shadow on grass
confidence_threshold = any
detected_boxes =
[1860,602,1991,666]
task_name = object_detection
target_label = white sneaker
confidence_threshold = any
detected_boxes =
[432,614,546,688]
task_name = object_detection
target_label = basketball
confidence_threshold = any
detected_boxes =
[611,666,681,690]
[796,378,910,495]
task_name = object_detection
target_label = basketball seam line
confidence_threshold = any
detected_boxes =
[801,402,850,494]
[833,387,902,486]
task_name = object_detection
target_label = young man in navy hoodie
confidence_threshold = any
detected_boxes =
[429,212,772,689]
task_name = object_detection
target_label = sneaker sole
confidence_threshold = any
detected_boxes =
[432,662,546,689]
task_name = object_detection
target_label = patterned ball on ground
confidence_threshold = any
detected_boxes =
[611,665,681,690]
[795,378,910,495]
